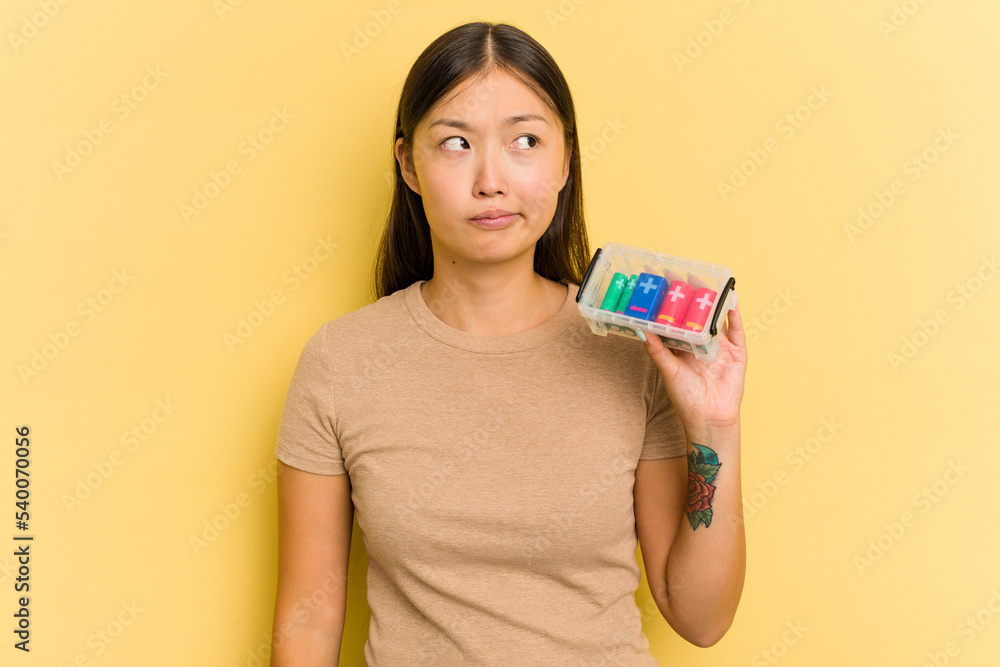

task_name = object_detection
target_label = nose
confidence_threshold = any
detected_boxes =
[474,144,507,196]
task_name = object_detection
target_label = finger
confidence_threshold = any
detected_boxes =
[643,332,681,378]
[642,328,661,351]
[724,300,746,349]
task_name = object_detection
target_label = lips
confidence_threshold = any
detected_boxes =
[469,212,518,229]
[471,208,515,220]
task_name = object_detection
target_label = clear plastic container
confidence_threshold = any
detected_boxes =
[576,242,737,361]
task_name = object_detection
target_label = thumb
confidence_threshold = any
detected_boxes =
[642,331,681,381]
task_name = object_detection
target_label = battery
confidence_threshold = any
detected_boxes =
[614,274,638,314]
[654,280,694,326]
[624,273,668,321]
[681,287,718,333]
[600,272,628,311]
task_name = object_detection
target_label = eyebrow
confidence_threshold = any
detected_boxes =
[428,113,550,131]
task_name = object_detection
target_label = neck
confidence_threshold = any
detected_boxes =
[420,259,566,336]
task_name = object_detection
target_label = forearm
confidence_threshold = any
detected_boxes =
[269,620,342,666]
[270,586,346,667]
[662,420,746,647]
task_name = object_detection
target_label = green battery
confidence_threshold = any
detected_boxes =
[599,272,628,311]
[614,274,638,314]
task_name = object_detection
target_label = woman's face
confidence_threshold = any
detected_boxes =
[395,69,571,269]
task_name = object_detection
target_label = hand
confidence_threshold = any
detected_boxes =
[641,302,748,434]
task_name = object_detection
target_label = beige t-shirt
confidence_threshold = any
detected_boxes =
[275,279,687,666]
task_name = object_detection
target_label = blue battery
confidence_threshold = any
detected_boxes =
[624,273,668,321]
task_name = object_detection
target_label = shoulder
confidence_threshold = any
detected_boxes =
[557,297,667,395]
[558,291,655,370]
[304,281,416,358]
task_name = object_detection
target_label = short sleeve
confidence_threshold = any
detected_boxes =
[640,370,688,460]
[274,322,346,475]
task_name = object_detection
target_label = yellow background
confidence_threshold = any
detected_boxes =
[3,1,999,665]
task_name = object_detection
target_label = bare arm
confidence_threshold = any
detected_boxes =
[271,461,354,666]
[635,424,745,648]
[638,304,747,646]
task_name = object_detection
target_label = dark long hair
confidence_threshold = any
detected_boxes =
[371,21,590,301]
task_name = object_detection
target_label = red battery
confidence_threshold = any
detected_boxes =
[681,287,718,333]
[655,280,694,327]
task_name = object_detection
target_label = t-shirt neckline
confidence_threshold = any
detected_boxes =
[404,279,581,353]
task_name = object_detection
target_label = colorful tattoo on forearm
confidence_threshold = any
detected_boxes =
[686,443,721,530]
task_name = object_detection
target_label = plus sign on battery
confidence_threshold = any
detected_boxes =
[682,287,719,333]
[624,272,667,321]
[656,280,694,325]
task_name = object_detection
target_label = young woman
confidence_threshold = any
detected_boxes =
[270,21,747,666]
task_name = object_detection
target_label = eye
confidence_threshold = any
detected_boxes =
[441,136,469,151]
[439,135,539,151]
[513,135,538,149]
